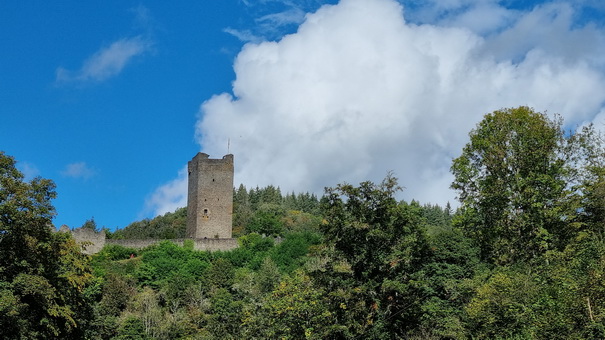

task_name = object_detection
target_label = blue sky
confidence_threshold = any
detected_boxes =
[1,0,604,231]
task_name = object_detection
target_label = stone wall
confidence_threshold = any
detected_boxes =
[70,228,242,254]
[106,238,239,252]
[71,228,106,255]
[69,152,237,255]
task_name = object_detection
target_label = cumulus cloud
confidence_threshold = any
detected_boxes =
[152,0,605,213]
[195,0,605,206]
[144,166,188,216]
[481,3,605,66]
[56,36,152,83]
[62,162,96,180]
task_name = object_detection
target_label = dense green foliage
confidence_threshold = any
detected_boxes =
[0,152,94,339]
[110,208,187,239]
[87,232,322,339]
[109,184,321,239]
[449,107,605,338]
[312,174,431,337]
[232,184,321,237]
[3,106,605,338]
[451,107,573,264]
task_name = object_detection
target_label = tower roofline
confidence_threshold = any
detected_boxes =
[187,152,234,239]
[192,152,233,160]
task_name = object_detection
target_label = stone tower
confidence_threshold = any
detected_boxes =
[187,153,233,239]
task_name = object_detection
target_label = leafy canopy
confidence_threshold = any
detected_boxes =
[451,107,572,264]
[0,151,94,339]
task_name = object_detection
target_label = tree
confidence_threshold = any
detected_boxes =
[313,174,430,338]
[247,203,285,236]
[113,207,187,239]
[0,152,94,339]
[80,217,98,232]
[572,124,605,232]
[233,184,253,236]
[242,270,333,339]
[465,266,543,338]
[206,287,243,338]
[128,287,162,339]
[451,107,573,264]
[419,228,481,338]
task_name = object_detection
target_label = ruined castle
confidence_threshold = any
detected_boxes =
[187,153,233,239]
[72,153,238,254]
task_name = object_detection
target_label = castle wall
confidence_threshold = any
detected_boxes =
[71,230,279,255]
[71,228,106,254]
[106,238,239,252]
[71,152,238,255]
[187,153,233,239]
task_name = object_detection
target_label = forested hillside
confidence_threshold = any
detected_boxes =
[108,185,322,239]
[2,106,605,339]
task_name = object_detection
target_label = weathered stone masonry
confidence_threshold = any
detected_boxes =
[71,153,237,254]
[187,153,234,239]
[68,228,240,255]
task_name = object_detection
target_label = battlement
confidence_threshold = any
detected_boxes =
[187,153,233,171]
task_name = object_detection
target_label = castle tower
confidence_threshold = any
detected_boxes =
[187,153,233,239]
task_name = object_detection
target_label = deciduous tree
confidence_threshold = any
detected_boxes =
[314,174,430,338]
[0,152,94,339]
[451,107,572,264]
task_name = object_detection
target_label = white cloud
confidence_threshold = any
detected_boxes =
[403,0,508,30]
[144,166,188,216]
[56,36,152,83]
[17,162,40,181]
[257,7,307,27]
[224,28,263,43]
[480,3,605,66]
[441,2,517,35]
[153,0,605,212]
[62,162,96,180]
[227,0,326,41]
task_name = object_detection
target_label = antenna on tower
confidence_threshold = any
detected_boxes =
[227,138,230,154]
